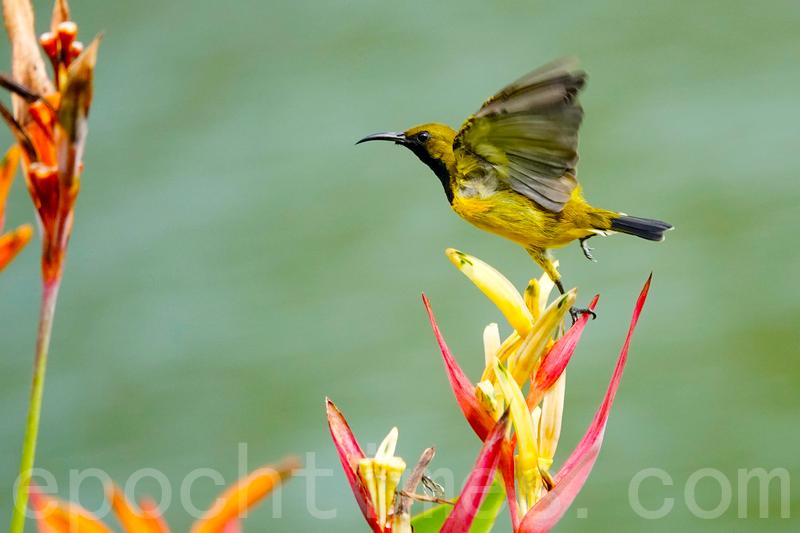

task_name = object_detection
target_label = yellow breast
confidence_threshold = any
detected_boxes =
[451,189,552,247]
[450,187,600,249]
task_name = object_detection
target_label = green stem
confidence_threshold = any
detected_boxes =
[9,279,61,533]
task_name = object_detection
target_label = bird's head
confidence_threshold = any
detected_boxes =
[357,123,457,201]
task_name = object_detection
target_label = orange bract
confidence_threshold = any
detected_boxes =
[30,486,113,533]
[191,458,300,533]
[0,144,32,271]
[109,485,170,533]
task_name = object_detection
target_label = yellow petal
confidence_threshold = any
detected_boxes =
[508,290,576,385]
[446,248,532,335]
[483,323,501,368]
[524,278,541,322]
[475,379,502,420]
[530,405,542,440]
[481,331,522,383]
[364,427,406,529]
[358,459,378,513]
[537,265,557,312]
[538,370,566,471]
[376,457,406,528]
[494,358,540,506]
[375,427,399,459]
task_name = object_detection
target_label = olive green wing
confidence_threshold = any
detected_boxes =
[453,58,586,212]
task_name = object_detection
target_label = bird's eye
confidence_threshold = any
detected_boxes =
[416,131,431,143]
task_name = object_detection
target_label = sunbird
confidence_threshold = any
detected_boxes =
[358,58,671,315]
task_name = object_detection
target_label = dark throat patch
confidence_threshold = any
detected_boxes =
[408,145,454,204]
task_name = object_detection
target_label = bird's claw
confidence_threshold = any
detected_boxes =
[570,306,597,324]
[579,237,597,262]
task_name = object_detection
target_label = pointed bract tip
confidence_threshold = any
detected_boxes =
[272,455,302,479]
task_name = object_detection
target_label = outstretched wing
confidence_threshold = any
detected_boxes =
[453,58,586,212]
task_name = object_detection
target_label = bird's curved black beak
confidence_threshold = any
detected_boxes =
[356,131,406,145]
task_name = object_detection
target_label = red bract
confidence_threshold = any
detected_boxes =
[527,295,599,410]
[440,412,510,533]
[518,275,651,532]
[422,294,495,440]
[326,398,383,533]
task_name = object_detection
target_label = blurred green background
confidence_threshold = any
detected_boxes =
[1,0,799,531]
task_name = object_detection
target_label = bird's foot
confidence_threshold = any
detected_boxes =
[570,306,597,324]
[579,237,597,262]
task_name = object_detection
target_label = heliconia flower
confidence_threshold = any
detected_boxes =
[426,249,651,530]
[327,398,513,533]
[1,0,99,283]
[326,398,409,533]
[0,144,32,271]
[29,458,299,533]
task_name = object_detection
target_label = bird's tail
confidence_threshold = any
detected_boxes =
[610,214,673,242]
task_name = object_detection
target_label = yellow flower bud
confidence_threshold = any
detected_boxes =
[446,249,533,335]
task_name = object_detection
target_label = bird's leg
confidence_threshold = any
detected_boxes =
[527,247,561,287]
[579,235,597,262]
[528,247,596,323]
[554,279,566,295]
[569,305,596,323]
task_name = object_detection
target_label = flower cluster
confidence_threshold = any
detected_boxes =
[329,249,650,532]
[28,458,299,533]
[1,0,98,283]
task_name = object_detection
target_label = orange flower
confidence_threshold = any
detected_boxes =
[1,0,98,283]
[0,144,32,271]
[30,458,299,533]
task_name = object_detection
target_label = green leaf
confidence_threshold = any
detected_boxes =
[410,476,505,533]
[411,502,452,533]
[469,476,505,533]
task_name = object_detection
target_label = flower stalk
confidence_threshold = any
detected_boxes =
[11,279,60,533]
